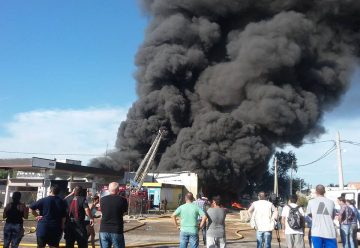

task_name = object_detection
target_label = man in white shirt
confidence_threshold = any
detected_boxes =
[306,184,336,248]
[281,194,305,248]
[248,192,278,248]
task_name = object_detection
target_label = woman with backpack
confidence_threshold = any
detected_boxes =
[281,194,305,248]
[3,191,29,248]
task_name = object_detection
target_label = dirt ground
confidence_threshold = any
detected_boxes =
[0,212,312,247]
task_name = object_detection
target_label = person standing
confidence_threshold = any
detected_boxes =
[281,194,305,248]
[99,182,128,248]
[346,199,359,248]
[172,192,206,248]
[194,194,209,245]
[160,198,168,214]
[86,195,100,248]
[338,197,354,248]
[248,192,278,248]
[205,195,227,248]
[30,185,67,248]
[164,198,168,213]
[64,185,94,248]
[304,214,313,248]
[3,192,29,248]
[306,184,337,248]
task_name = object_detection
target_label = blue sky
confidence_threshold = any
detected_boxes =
[0,0,144,122]
[0,0,359,187]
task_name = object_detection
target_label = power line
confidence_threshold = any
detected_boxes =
[301,140,336,145]
[283,138,360,167]
[0,150,102,157]
[0,138,358,160]
[0,149,165,158]
[340,140,360,147]
[298,144,336,167]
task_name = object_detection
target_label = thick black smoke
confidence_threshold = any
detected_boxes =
[91,0,360,196]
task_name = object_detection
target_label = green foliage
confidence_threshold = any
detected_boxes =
[297,195,308,208]
[0,169,8,179]
[273,151,297,175]
[250,151,306,199]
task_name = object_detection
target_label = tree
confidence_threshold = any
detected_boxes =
[254,151,305,199]
[273,151,297,177]
[0,169,8,179]
[274,151,297,196]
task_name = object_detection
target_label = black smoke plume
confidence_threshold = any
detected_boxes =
[90,0,360,196]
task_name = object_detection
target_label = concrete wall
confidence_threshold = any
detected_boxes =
[160,187,183,209]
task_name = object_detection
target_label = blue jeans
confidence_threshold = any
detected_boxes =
[349,224,357,248]
[3,223,24,248]
[99,232,125,248]
[179,231,199,248]
[340,224,351,248]
[256,231,272,248]
[199,221,206,245]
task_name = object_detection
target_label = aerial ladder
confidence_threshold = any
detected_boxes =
[128,129,165,215]
[130,129,166,191]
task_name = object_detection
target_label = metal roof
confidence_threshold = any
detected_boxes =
[0,158,121,179]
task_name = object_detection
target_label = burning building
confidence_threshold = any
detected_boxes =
[91,0,360,197]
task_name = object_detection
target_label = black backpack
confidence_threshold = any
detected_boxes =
[287,205,303,230]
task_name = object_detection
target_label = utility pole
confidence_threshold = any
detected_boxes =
[336,131,344,189]
[274,157,279,197]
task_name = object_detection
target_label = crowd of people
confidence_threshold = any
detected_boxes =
[1,183,360,248]
[172,193,227,248]
[2,182,128,248]
[249,184,360,248]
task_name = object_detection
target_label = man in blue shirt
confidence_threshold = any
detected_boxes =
[30,185,67,248]
[194,195,208,245]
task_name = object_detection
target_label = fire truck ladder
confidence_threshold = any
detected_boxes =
[131,129,165,191]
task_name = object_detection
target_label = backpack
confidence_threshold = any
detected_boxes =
[68,197,79,221]
[287,205,303,230]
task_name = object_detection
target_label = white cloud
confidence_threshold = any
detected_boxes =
[0,107,128,164]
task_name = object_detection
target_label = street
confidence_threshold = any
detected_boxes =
[0,212,312,247]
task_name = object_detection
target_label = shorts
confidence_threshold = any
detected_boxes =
[37,232,62,247]
[285,234,305,248]
[311,236,337,248]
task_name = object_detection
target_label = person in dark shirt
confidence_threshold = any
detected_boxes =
[64,185,94,248]
[3,191,29,248]
[30,185,67,248]
[100,182,128,248]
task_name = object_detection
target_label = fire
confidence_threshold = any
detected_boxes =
[231,201,244,209]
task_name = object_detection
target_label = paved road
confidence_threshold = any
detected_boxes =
[0,213,311,247]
